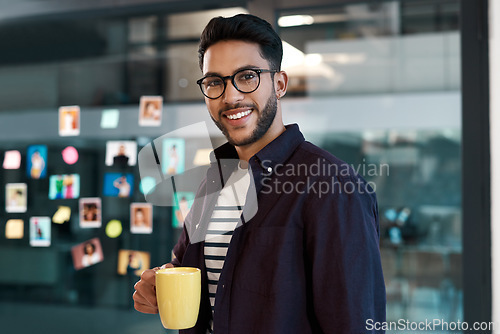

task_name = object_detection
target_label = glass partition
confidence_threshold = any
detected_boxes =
[0,1,464,333]
[278,1,462,332]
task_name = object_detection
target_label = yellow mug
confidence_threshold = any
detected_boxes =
[156,267,201,329]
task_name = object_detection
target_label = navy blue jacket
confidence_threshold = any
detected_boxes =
[171,124,386,333]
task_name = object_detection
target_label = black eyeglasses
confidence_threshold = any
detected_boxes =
[196,68,277,99]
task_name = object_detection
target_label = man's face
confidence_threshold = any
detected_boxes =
[202,40,278,147]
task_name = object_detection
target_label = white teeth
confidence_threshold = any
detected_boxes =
[227,109,251,120]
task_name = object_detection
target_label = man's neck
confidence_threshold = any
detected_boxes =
[235,123,286,162]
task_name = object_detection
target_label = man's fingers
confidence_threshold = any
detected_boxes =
[134,280,157,307]
[133,267,160,311]
[133,291,158,314]
[135,303,158,314]
[134,301,158,314]
[132,290,153,306]
[133,265,173,314]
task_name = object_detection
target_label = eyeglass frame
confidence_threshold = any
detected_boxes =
[196,68,277,100]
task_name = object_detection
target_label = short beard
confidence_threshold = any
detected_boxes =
[211,93,278,147]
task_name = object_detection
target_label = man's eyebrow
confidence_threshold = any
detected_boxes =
[203,65,261,77]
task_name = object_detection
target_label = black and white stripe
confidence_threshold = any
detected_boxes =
[205,206,242,311]
[204,166,250,318]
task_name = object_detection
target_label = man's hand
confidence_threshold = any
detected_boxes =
[133,263,174,313]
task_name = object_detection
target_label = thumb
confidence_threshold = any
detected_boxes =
[160,263,174,269]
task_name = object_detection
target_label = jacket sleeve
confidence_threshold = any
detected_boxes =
[303,174,386,333]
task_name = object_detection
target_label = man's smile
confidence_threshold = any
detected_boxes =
[224,108,253,120]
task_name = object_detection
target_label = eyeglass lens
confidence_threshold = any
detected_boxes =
[200,69,260,98]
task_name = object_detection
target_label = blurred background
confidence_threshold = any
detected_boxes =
[0,0,492,333]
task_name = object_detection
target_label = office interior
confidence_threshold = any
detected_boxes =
[0,0,494,333]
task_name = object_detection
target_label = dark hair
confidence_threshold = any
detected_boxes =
[83,242,96,255]
[198,14,283,71]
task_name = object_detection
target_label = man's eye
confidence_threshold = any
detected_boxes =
[206,79,223,87]
[239,72,256,80]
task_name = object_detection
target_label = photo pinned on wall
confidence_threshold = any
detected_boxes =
[162,138,185,175]
[172,191,195,229]
[103,173,134,198]
[3,150,21,169]
[27,145,48,179]
[5,219,24,239]
[52,206,71,224]
[106,220,123,239]
[48,174,80,199]
[5,183,27,213]
[105,141,137,167]
[100,109,120,129]
[59,106,80,136]
[117,250,150,276]
[139,96,162,126]
[130,203,153,234]
[29,217,51,247]
[71,238,104,270]
[79,198,102,228]
[62,146,79,165]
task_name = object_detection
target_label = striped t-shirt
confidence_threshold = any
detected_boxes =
[204,163,250,316]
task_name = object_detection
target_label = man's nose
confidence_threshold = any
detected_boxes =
[222,80,244,104]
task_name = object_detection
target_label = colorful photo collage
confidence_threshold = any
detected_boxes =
[1,97,184,277]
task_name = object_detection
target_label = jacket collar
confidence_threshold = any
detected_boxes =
[254,123,305,172]
[210,123,305,172]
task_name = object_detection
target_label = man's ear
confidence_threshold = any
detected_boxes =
[274,70,288,100]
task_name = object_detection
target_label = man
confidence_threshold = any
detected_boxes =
[133,14,386,333]
[113,144,130,166]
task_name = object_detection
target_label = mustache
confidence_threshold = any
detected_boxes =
[219,103,257,117]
